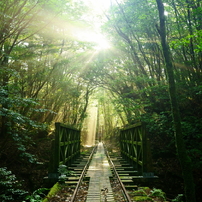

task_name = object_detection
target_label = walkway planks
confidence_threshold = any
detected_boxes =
[86,142,115,202]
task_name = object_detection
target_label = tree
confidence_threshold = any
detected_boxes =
[0,0,63,137]
[99,0,202,199]
[0,0,95,167]
[0,0,93,137]
[156,0,196,201]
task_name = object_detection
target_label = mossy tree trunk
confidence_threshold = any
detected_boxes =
[156,0,196,201]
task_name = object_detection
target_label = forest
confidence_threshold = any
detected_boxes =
[0,0,201,201]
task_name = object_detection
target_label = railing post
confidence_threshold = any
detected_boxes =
[54,122,60,171]
[48,123,61,180]
[142,124,147,174]
[141,122,154,177]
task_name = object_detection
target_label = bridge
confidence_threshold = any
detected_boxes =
[44,122,157,201]
[48,122,154,179]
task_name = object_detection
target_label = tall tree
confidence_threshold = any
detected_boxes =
[156,0,196,201]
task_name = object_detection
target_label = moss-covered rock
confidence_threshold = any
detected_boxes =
[42,182,61,202]
[133,196,154,201]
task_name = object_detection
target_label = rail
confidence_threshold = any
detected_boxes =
[70,145,97,202]
[105,144,132,202]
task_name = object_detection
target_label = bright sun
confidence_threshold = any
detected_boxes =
[76,31,111,50]
[77,0,111,50]
[96,38,111,50]
[84,0,111,13]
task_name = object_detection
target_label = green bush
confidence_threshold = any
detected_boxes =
[58,164,76,183]
[172,194,184,202]
[0,167,27,201]
[150,188,166,200]
[23,188,49,202]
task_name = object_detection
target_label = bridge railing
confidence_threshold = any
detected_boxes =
[48,122,81,179]
[120,122,153,176]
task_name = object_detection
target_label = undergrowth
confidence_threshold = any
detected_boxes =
[0,167,27,201]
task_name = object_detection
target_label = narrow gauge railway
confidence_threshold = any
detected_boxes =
[65,142,134,202]
[45,122,157,202]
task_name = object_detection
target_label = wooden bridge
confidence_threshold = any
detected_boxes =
[48,123,81,180]
[119,123,153,176]
[47,122,154,182]
[43,122,157,201]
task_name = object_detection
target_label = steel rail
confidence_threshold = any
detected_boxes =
[104,144,132,202]
[70,145,97,202]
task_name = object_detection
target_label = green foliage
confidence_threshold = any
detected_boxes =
[150,188,166,200]
[172,194,184,202]
[132,187,167,201]
[133,189,147,196]
[23,188,49,202]
[0,82,49,162]
[58,165,76,183]
[181,116,202,169]
[170,30,202,53]
[0,167,28,201]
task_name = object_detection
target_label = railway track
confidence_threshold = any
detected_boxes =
[69,145,97,201]
[44,123,160,202]
[65,142,135,202]
[44,141,160,202]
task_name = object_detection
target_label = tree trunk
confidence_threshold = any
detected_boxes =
[155,0,196,201]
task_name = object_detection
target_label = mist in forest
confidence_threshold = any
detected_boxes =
[84,101,98,146]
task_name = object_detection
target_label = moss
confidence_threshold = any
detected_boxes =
[133,189,147,196]
[133,196,153,201]
[140,187,150,190]
[131,187,167,201]
[140,187,152,195]
[42,182,61,202]
[132,187,151,196]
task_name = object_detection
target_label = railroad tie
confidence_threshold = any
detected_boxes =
[86,142,115,202]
